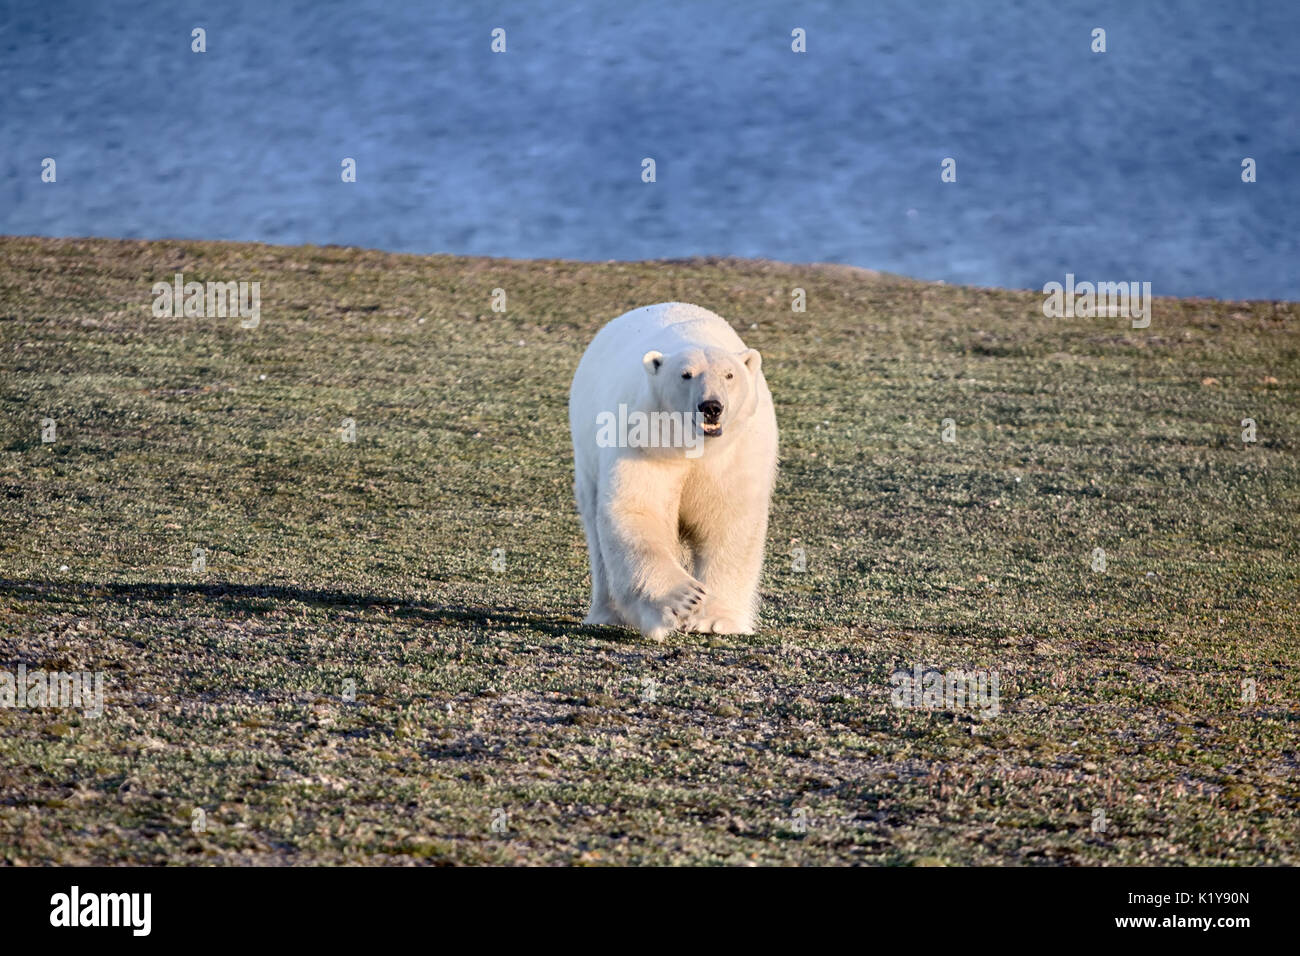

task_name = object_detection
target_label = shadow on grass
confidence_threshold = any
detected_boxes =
[0,577,619,640]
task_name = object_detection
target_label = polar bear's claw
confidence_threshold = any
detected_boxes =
[665,578,707,624]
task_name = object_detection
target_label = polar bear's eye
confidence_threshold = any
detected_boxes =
[681,371,692,379]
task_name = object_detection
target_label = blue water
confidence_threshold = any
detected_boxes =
[3,0,1298,300]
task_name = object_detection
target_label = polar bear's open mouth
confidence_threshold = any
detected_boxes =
[700,422,723,437]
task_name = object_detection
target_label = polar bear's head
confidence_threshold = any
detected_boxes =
[641,345,763,439]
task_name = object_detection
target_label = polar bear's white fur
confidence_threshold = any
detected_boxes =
[569,302,778,640]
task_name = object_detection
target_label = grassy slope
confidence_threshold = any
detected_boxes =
[0,235,1296,865]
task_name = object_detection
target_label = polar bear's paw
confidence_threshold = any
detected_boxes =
[582,605,624,628]
[687,616,755,636]
[662,578,708,624]
[634,577,707,640]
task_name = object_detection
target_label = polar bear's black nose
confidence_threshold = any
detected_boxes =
[698,400,723,422]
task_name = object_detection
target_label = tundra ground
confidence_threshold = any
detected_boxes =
[0,236,1296,865]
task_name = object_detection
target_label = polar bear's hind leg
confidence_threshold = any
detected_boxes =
[576,474,622,627]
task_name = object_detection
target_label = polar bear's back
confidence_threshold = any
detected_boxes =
[582,302,746,367]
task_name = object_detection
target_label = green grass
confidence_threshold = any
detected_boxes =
[0,235,1297,865]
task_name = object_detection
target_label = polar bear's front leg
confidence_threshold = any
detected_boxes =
[597,460,705,640]
[686,500,769,635]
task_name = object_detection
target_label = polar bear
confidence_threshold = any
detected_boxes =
[569,302,778,640]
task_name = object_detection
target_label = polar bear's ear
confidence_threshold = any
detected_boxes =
[741,348,762,375]
[642,350,664,375]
